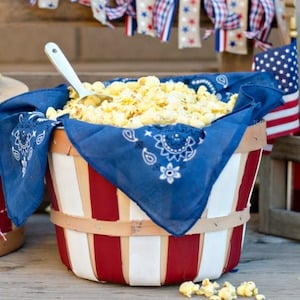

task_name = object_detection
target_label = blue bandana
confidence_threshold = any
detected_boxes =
[0,73,283,235]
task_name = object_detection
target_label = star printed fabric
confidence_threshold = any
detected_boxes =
[178,0,202,49]
[136,0,156,37]
[0,73,283,235]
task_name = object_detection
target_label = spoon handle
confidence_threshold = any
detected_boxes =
[44,42,90,98]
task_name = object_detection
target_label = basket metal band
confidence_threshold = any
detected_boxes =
[0,226,25,256]
[50,122,266,156]
[50,206,250,237]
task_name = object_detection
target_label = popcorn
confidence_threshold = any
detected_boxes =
[209,296,222,300]
[179,278,266,299]
[255,295,266,300]
[179,281,200,298]
[218,281,237,300]
[196,278,220,298]
[237,281,258,297]
[237,281,266,300]
[46,76,237,129]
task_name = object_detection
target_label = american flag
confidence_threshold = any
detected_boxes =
[252,38,300,152]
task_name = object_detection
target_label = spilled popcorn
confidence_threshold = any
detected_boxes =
[179,278,266,299]
[46,76,237,128]
[179,281,201,298]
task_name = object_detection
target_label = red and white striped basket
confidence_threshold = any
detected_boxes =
[0,180,25,256]
[46,122,266,286]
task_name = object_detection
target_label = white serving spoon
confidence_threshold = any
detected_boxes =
[44,42,112,105]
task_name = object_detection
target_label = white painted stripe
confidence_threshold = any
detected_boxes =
[51,154,83,216]
[128,200,161,286]
[194,153,242,281]
[51,153,98,282]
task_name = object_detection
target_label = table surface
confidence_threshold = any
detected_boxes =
[0,213,300,299]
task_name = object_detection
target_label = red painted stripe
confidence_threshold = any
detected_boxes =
[0,177,12,233]
[55,226,72,271]
[88,166,126,284]
[224,150,261,273]
[164,234,200,284]
[45,166,71,270]
[45,167,59,211]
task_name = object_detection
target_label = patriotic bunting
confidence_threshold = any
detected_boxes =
[106,0,136,21]
[37,0,59,8]
[220,0,249,54]
[274,0,292,45]
[153,0,178,42]
[76,0,91,5]
[178,0,202,49]
[105,0,137,34]
[136,0,156,37]
[90,0,114,28]
[246,0,275,51]
[203,0,243,53]
[27,1,291,56]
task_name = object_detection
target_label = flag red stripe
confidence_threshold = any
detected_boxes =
[270,99,299,113]
[266,113,299,128]
[267,126,300,141]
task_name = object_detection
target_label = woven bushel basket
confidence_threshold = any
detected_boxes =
[46,121,266,286]
[0,179,25,256]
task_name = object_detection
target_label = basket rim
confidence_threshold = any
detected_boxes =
[50,121,266,156]
[0,226,25,256]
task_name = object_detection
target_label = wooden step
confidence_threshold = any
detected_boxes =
[1,61,218,90]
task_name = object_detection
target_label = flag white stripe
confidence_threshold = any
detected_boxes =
[264,143,273,152]
[264,105,299,121]
[283,90,299,103]
[266,119,300,136]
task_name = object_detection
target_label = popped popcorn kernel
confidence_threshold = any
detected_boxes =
[209,296,222,300]
[46,106,59,121]
[196,278,220,297]
[179,281,200,298]
[237,281,258,297]
[46,76,237,129]
[218,281,237,300]
[255,294,266,300]
[178,278,265,299]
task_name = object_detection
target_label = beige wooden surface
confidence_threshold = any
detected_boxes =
[0,213,299,299]
[0,76,29,102]
[259,136,300,240]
